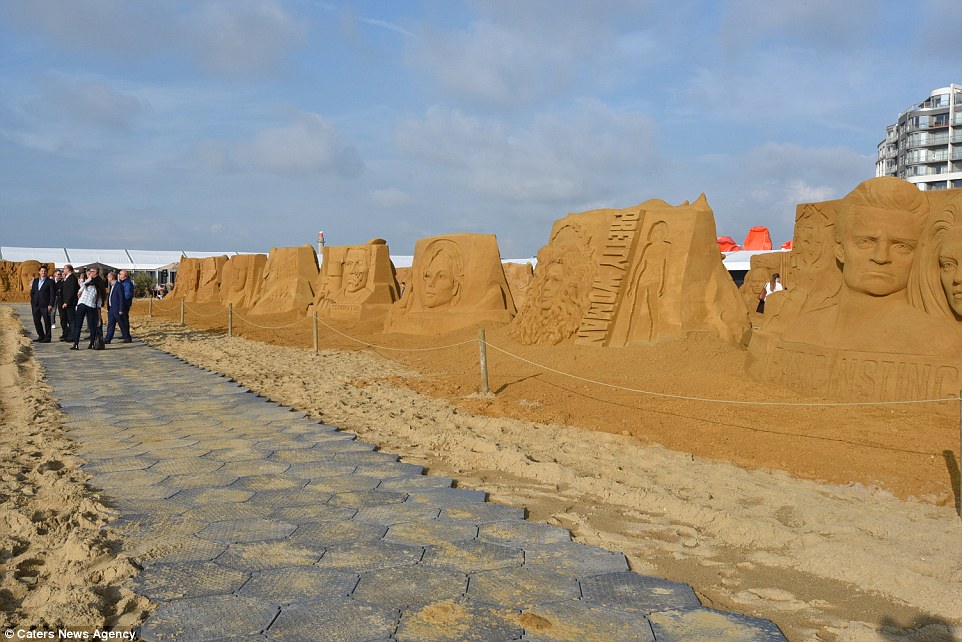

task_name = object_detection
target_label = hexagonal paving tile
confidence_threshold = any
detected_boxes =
[396,598,522,642]
[405,488,487,507]
[289,521,387,546]
[442,502,526,524]
[377,475,453,491]
[265,599,398,642]
[139,536,228,565]
[384,519,479,547]
[305,475,380,493]
[267,448,334,464]
[351,461,424,478]
[247,488,333,508]
[520,600,654,641]
[328,490,408,508]
[230,474,304,492]
[353,503,442,526]
[141,594,278,641]
[135,561,249,601]
[220,460,290,477]
[467,566,581,608]
[81,455,159,474]
[198,519,298,544]
[161,472,240,491]
[478,521,571,546]
[150,457,224,476]
[523,542,628,578]
[169,488,256,505]
[180,502,273,525]
[580,572,700,615]
[314,541,424,572]
[237,567,359,605]
[648,607,786,641]
[422,540,523,573]
[270,504,357,523]
[353,565,468,608]
[285,461,358,480]
[215,540,323,571]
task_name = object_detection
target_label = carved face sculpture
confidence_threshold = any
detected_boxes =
[539,262,565,311]
[835,208,919,297]
[938,225,962,316]
[344,248,369,294]
[423,248,460,309]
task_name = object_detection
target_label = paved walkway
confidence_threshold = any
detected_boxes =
[16,305,785,641]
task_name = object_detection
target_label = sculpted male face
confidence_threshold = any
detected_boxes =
[834,208,919,297]
[540,262,565,311]
[344,248,369,293]
[939,226,962,316]
[423,250,458,309]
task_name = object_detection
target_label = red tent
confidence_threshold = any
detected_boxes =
[743,226,773,251]
[717,236,741,252]
[781,240,793,250]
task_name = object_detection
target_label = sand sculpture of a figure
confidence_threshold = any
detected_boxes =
[248,245,318,316]
[18,260,44,292]
[311,239,400,319]
[219,254,267,309]
[0,261,14,294]
[194,255,229,304]
[738,253,786,311]
[384,234,516,335]
[511,222,595,346]
[908,193,962,321]
[747,177,962,401]
[502,262,535,312]
[608,220,671,345]
[167,258,201,301]
[514,199,748,347]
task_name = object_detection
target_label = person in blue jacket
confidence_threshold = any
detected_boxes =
[105,270,133,344]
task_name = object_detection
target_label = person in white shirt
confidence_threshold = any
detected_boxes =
[71,267,106,350]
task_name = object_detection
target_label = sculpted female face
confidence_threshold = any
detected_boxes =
[423,250,458,309]
[539,262,565,311]
[939,226,962,316]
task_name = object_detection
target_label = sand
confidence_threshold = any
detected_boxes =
[0,307,149,631]
[128,301,962,642]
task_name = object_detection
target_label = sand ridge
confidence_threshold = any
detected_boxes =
[0,307,150,630]
[130,313,962,642]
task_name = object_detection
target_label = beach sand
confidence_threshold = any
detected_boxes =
[123,301,962,641]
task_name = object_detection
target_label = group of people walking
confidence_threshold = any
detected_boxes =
[29,264,134,349]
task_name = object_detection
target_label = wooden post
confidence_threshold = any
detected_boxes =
[478,327,490,396]
[228,303,233,337]
[148,296,152,317]
[180,300,185,326]
[313,311,318,355]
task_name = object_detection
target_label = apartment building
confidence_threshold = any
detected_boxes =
[876,84,962,191]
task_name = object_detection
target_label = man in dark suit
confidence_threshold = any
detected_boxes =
[30,265,56,342]
[59,264,80,341]
[105,271,128,344]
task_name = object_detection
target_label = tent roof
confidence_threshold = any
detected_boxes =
[1,246,69,264]
[721,249,789,271]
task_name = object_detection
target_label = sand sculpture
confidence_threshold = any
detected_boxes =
[194,255,229,304]
[0,261,56,301]
[248,245,318,316]
[310,239,400,319]
[394,267,412,298]
[219,254,267,309]
[747,177,962,401]
[166,258,201,301]
[739,252,791,310]
[384,234,516,335]
[502,262,535,312]
[512,198,749,347]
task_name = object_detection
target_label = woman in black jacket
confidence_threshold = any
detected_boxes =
[71,267,107,350]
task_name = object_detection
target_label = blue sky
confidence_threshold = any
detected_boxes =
[1,0,960,257]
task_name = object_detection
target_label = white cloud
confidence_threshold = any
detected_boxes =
[36,74,149,131]
[394,100,658,204]
[188,0,305,75]
[370,187,413,208]
[231,113,364,178]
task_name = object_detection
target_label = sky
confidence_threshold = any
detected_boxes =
[1,0,960,257]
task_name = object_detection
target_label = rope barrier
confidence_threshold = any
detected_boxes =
[483,341,956,408]
[183,303,229,318]
[231,310,312,330]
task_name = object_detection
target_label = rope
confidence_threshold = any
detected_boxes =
[232,310,311,330]
[183,303,228,318]
[313,314,476,352]
[483,341,957,408]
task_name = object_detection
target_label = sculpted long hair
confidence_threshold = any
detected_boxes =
[907,196,962,321]
[511,243,591,346]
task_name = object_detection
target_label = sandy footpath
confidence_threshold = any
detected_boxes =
[0,307,149,631]
[130,315,962,642]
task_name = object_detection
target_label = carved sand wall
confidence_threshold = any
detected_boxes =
[0,260,55,301]
[384,234,516,335]
[502,262,534,312]
[512,197,749,347]
[219,254,268,309]
[194,255,229,304]
[248,245,318,316]
[747,178,962,401]
[311,239,400,319]
[167,258,201,301]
